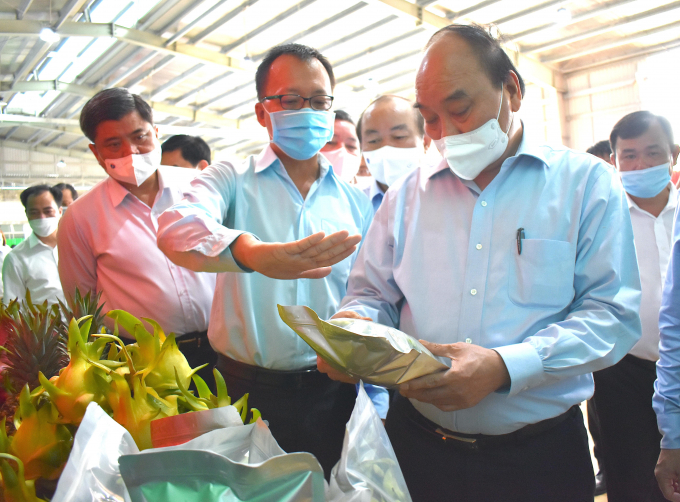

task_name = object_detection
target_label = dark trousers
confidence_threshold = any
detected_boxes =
[587,397,605,472]
[216,355,356,478]
[176,331,219,392]
[592,354,665,502]
[385,395,595,502]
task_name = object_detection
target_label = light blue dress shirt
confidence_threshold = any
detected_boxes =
[363,179,385,214]
[157,145,388,416]
[653,196,680,448]
[340,131,642,435]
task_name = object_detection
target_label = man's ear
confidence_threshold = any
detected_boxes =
[672,144,680,166]
[198,159,210,170]
[506,71,522,112]
[255,101,267,127]
[610,152,616,166]
[89,143,107,170]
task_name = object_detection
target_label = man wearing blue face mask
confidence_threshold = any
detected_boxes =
[318,24,642,501]
[156,43,374,477]
[591,111,678,502]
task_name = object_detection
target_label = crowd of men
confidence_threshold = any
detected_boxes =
[3,22,680,502]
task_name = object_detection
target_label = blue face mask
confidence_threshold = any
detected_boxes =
[269,109,335,160]
[620,162,671,198]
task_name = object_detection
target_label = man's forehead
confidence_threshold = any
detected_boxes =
[617,121,670,151]
[364,98,417,128]
[95,111,152,142]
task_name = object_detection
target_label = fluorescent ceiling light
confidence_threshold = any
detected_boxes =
[39,28,60,44]
[56,160,67,168]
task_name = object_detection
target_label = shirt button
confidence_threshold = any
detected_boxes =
[465,338,472,344]
[476,244,482,250]
[481,201,487,207]
[471,289,477,295]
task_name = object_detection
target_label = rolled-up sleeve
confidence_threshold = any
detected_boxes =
[157,162,250,273]
[654,203,680,448]
[497,169,641,396]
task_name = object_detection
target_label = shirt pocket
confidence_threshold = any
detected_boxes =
[508,239,575,310]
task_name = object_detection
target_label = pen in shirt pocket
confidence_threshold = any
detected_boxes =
[516,227,525,255]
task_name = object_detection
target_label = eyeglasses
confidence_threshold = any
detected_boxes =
[261,94,334,111]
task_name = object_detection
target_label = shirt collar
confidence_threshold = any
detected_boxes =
[27,232,40,248]
[369,179,385,201]
[254,143,331,179]
[627,183,678,214]
[427,121,548,179]
[106,176,132,208]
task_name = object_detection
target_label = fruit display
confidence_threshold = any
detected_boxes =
[0,292,257,502]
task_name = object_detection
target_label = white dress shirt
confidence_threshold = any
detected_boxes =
[57,166,216,336]
[2,233,64,306]
[627,184,676,361]
[0,244,11,300]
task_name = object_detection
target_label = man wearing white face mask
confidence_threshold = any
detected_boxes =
[320,110,362,182]
[318,24,641,501]
[357,95,430,213]
[3,185,65,306]
[57,88,219,385]
[156,43,374,477]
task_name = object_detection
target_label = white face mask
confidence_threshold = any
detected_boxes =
[362,145,423,186]
[322,148,362,181]
[103,137,161,186]
[434,90,512,180]
[353,175,374,191]
[29,215,60,237]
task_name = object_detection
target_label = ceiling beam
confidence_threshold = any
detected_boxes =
[490,0,564,25]
[16,0,35,20]
[543,19,680,64]
[374,0,564,91]
[0,139,92,159]
[563,35,680,74]
[507,0,638,43]
[523,1,680,54]
[0,21,252,72]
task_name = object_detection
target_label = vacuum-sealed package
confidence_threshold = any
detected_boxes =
[278,305,449,387]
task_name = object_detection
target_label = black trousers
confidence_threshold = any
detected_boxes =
[176,331,219,392]
[216,355,356,478]
[592,354,665,502]
[385,395,595,502]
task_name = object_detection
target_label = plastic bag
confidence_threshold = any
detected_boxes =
[52,402,249,501]
[278,305,448,386]
[52,402,138,502]
[119,419,326,502]
[328,383,412,502]
[150,405,243,448]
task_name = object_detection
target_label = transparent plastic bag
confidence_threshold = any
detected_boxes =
[119,419,326,502]
[278,305,448,386]
[52,402,138,502]
[328,383,412,502]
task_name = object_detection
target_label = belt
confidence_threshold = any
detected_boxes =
[216,354,319,388]
[397,396,577,451]
[176,330,209,348]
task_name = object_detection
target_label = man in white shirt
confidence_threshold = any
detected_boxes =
[356,95,430,214]
[57,88,219,383]
[592,111,679,502]
[3,185,65,306]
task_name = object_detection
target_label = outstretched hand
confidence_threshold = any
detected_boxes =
[231,231,361,279]
[656,449,680,501]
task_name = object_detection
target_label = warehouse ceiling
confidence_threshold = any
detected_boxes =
[0,0,679,162]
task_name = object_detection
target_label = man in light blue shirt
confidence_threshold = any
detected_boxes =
[320,24,641,502]
[157,43,375,477]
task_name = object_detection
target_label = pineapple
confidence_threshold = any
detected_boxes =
[58,289,106,338]
[0,292,68,435]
